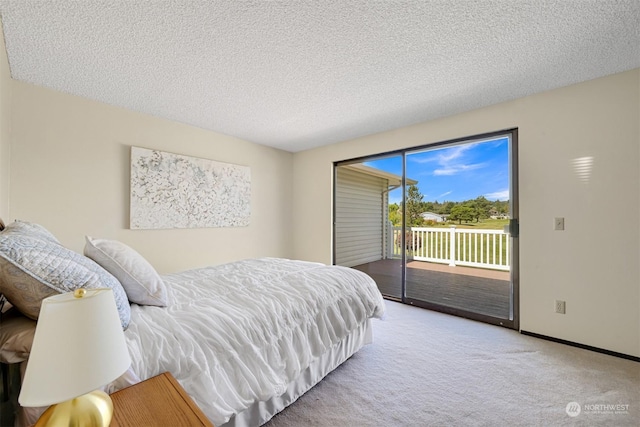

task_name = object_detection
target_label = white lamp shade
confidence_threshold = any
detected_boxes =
[19,289,131,407]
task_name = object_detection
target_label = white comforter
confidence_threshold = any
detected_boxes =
[123,258,385,426]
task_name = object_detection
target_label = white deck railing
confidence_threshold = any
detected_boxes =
[391,226,510,271]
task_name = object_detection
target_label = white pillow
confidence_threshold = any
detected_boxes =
[84,236,168,306]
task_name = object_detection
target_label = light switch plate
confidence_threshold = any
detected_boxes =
[554,217,565,231]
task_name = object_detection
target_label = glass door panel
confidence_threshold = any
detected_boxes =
[404,135,516,325]
[334,155,404,300]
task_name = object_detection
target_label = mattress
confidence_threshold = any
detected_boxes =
[123,257,385,426]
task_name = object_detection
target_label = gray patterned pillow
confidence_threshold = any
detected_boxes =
[2,220,61,244]
[0,223,130,329]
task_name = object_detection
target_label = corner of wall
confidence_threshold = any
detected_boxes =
[0,17,12,220]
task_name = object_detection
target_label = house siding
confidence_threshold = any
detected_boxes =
[335,167,386,267]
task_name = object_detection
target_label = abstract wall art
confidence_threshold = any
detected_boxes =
[130,147,251,229]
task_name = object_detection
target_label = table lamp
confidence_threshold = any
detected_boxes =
[19,288,131,427]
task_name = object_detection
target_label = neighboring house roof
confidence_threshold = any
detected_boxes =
[421,212,444,220]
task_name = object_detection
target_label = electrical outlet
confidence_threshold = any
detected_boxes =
[554,217,565,231]
[555,300,566,314]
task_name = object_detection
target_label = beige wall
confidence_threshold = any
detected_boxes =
[0,26,11,220]
[9,81,293,273]
[292,69,640,357]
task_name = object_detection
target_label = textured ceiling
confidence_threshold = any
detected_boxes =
[0,1,639,152]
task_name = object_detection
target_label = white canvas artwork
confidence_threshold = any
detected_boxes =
[130,147,251,229]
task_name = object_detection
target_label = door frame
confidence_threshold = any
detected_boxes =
[333,128,519,330]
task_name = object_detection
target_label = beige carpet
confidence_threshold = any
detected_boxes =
[265,301,639,426]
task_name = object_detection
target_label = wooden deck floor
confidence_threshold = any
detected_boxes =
[353,259,511,319]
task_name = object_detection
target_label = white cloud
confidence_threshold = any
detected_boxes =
[437,191,452,198]
[433,162,486,176]
[438,144,475,162]
[410,143,477,164]
[484,189,509,200]
[421,143,486,176]
[409,156,438,164]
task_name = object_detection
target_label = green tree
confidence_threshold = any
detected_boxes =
[471,196,491,222]
[388,203,402,226]
[449,204,475,224]
[441,201,456,215]
[406,184,425,226]
[422,201,435,213]
[495,200,509,215]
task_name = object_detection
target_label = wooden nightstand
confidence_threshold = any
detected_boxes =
[110,372,214,427]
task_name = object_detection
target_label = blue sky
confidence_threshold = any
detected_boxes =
[366,137,509,205]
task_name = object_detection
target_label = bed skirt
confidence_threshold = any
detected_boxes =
[223,319,373,427]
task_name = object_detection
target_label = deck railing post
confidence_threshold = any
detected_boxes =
[386,221,394,259]
[449,226,456,266]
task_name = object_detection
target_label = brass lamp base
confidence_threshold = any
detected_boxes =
[35,390,114,427]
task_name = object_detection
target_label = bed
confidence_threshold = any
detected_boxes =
[0,220,385,427]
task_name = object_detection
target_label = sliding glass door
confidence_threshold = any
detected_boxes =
[334,130,519,328]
